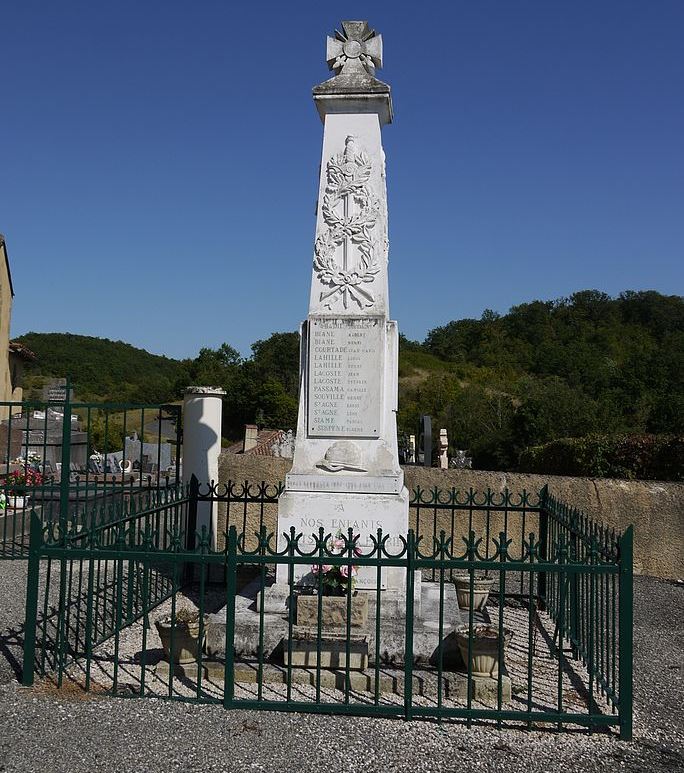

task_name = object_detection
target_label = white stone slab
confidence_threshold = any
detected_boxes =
[275,488,409,590]
[288,320,402,481]
[285,472,402,495]
[308,317,384,438]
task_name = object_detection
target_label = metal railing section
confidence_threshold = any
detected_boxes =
[20,482,633,739]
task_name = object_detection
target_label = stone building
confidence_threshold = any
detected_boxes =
[0,235,36,419]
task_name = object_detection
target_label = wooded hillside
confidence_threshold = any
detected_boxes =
[402,290,683,469]
[16,290,683,477]
[16,332,190,403]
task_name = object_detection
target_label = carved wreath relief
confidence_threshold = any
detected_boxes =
[314,135,382,309]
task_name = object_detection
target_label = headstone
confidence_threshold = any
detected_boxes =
[42,378,74,403]
[418,415,432,467]
[275,20,408,593]
[439,428,449,469]
[407,434,416,464]
[271,429,295,459]
[450,449,473,469]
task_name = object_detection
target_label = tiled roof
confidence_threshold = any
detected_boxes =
[245,429,287,456]
[9,341,37,361]
[225,428,288,456]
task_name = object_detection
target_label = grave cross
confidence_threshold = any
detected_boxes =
[326,20,383,76]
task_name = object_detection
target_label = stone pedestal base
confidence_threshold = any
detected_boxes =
[207,578,463,665]
[256,576,423,620]
[285,628,369,669]
[296,594,369,628]
[153,661,511,704]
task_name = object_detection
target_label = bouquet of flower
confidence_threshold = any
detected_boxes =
[311,531,362,596]
[5,467,44,493]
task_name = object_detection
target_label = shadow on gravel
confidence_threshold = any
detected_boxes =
[0,624,25,683]
[531,606,608,727]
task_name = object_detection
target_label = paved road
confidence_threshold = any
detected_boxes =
[0,562,681,773]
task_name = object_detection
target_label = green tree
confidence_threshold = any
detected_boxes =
[189,343,241,386]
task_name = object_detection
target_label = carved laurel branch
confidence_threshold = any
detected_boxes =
[313,146,381,309]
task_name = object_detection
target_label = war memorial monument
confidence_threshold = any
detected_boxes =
[210,20,465,671]
[274,19,408,594]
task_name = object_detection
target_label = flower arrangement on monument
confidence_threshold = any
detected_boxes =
[311,531,362,596]
[5,467,44,493]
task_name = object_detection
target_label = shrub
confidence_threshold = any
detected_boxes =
[518,434,684,481]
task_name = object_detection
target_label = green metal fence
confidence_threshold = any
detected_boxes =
[22,482,190,687]
[21,481,633,738]
[0,395,181,558]
[540,489,633,740]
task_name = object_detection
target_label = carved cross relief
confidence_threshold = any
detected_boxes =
[326,21,383,77]
[313,136,381,310]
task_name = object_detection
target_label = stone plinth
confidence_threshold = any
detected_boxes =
[296,594,368,628]
[275,487,410,590]
[154,661,511,704]
[285,629,369,669]
[206,579,462,666]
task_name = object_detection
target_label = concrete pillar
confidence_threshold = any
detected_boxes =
[182,386,226,545]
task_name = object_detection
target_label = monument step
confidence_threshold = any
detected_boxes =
[152,660,511,704]
[205,579,480,666]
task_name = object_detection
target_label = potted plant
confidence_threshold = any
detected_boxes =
[155,607,205,665]
[455,623,513,677]
[297,532,368,629]
[452,571,495,611]
[3,467,44,509]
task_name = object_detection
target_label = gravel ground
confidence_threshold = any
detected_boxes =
[59,591,605,721]
[0,561,681,773]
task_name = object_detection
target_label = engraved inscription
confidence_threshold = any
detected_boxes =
[308,317,382,438]
[286,475,402,494]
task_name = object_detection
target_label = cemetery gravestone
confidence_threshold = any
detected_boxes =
[42,378,74,403]
[418,415,432,467]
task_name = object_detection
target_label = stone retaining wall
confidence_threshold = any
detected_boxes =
[217,452,684,580]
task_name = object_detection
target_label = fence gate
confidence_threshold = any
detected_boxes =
[0,394,181,558]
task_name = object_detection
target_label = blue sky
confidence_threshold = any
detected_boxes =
[3,1,682,359]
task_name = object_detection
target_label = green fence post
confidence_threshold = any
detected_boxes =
[22,511,42,686]
[569,526,579,657]
[187,474,199,552]
[185,475,199,584]
[618,525,633,741]
[59,378,73,531]
[223,525,237,709]
[538,485,549,609]
[403,529,415,721]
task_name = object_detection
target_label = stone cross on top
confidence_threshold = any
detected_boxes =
[326,21,383,77]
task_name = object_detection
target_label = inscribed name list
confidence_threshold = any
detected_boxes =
[308,317,383,438]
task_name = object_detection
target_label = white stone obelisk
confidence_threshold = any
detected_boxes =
[275,21,408,592]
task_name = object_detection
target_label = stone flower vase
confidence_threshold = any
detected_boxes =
[455,624,513,677]
[452,574,494,611]
[155,616,205,665]
[7,495,27,510]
